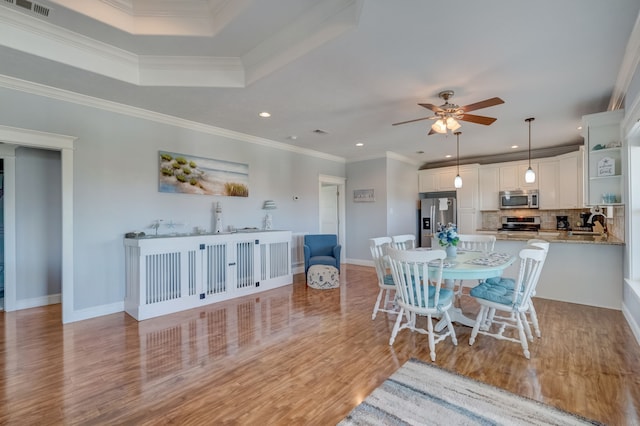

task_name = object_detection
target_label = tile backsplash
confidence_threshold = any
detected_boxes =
[481,207,624,241]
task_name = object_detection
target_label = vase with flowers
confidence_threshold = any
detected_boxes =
[437,222,459,258]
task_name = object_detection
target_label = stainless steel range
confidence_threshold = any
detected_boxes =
[499,216,541,232]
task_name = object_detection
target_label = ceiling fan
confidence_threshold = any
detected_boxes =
[392,90,504,135]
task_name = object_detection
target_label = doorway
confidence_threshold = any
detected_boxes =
[318,175,346,264]
[0,125,75,323]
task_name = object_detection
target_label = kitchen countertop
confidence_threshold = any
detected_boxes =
[476,229,624,245]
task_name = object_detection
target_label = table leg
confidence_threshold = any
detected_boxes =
[435,278,476,331]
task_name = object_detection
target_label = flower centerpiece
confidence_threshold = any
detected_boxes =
[437,222,459,258]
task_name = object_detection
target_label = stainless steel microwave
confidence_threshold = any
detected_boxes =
[499,190,539,209]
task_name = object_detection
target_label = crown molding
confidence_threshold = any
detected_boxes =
[385,151,421,166]
[1,0,361,87]
[242,0,362,85]
[0,74,345,163]
[610,13,640,110]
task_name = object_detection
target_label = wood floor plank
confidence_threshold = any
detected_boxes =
[1,264,639,425]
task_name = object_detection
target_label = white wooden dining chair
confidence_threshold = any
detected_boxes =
[386,246,458,362]
[487,239,549,338]
[369,237,399,320]
[469,245,546,359]
[454,234,496,298]
[391,234,416,250]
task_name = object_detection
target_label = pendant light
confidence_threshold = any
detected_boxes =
[454,131,462,188]
[524,117,536,183]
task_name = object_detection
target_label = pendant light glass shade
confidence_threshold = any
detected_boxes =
[524,117,536,183]
[524,167,535,183]
[431,119,447,134]
[454,131,462,188]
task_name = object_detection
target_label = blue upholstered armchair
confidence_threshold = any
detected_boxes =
[303,234,341,274]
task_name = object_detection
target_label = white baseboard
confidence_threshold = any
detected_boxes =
[15,293,61,310]
[66,301,125,323]
[346,258,374,267]
[622,279,640,346]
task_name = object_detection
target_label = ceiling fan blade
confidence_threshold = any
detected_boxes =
[427,128,437,135]
[418,103,443,113]
[392,116,433,126]
[459,113,497,125]
[460,97,504,113]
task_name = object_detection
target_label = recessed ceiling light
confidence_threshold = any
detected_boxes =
[511,145,519,149]
[259,111,271,118]
[416,150,424,154]
[577,126,582,130]
[445,154,452,158]
[287,135,298,140]
[356,142,364,147]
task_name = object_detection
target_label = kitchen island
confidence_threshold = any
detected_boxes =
[476,229,624,309]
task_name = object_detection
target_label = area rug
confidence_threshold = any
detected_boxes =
[339,358,601,426]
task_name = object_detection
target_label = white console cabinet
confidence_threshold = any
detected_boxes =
[124,231,292,320]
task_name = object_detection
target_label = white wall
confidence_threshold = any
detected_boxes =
[345,156,419,263]
[386,156,419,238]
[345,158,387,262]
[0,86,345,316]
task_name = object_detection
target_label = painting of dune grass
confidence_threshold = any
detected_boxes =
[158,151,249,197]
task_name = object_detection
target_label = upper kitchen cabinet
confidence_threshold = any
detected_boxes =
[557,149,583,209]
[583,110,624,206]
[499,161,539,191]
[418,167,457,192]
[478,165,500,210]
[525,149,583,210]
[456,165,480,234]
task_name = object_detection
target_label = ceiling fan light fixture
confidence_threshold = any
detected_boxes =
[446,117,461,131]
[431,119,447,134]
[524,117,536,184]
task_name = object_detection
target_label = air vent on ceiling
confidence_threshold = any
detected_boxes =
[312,129,328,135]
[5,0,51,18]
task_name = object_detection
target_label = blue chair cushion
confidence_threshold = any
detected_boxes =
[470,281,522,306]
[408,286,454,309]
[383,274,394,286]
[486,276,516,289]
[308,255,338,268]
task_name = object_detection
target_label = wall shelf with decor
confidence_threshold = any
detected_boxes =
[582,110,624,206]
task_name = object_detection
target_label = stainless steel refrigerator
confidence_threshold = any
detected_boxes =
[420,192,457,248]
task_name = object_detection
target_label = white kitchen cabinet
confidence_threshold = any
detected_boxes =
[418,170,437,192]
[583,110,624,206]
[478,165,500,210]
[558,149,583,208]
[456,165,479,233]
[537,159,558,209]
[499,162,539,191]
[418,167,456,192]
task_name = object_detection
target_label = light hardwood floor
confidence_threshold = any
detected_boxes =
[1,264,639,425]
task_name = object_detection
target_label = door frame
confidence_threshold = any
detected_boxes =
[0,125,75,323]
[318,174,346,263]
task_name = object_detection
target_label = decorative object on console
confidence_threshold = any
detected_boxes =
[524,117,536,183]
[262,200,277,230]
[454,131,462,188]
[214,201,223,233]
